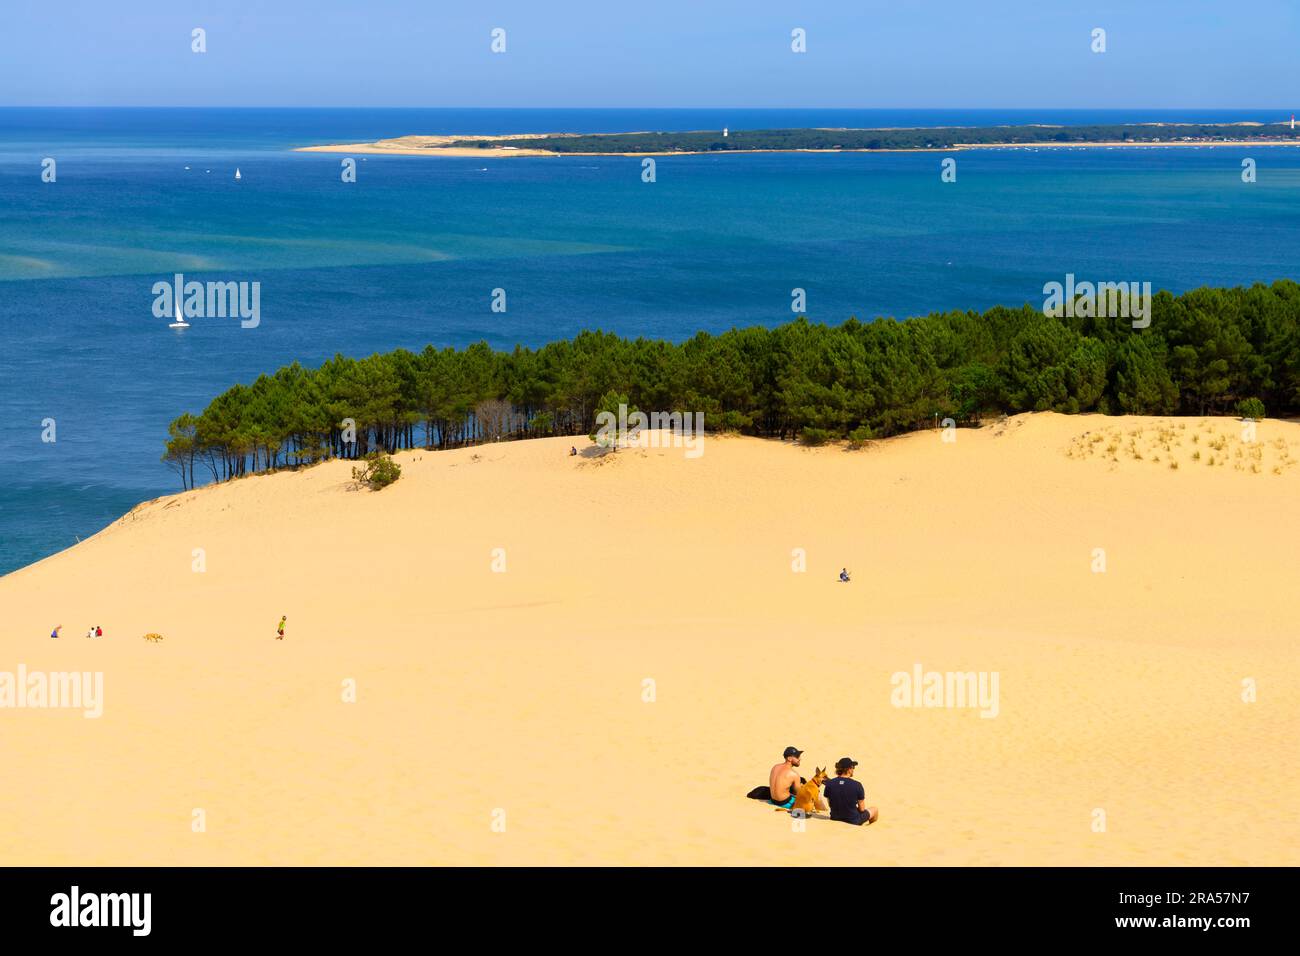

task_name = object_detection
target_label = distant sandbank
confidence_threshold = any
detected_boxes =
[296,128,1300,158]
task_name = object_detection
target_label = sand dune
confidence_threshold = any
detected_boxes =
[1,413,1296,865]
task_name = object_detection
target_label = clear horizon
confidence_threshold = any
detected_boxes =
[1,106,1294,113]
[3,0,1297,109]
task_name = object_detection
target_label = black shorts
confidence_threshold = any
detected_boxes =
[833,810,872,826]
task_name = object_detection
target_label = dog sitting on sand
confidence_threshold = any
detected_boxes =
[774,766,830,815]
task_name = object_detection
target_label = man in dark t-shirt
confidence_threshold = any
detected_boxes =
[823,757,879,826]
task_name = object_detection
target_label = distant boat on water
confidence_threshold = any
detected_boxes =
[168,300,190,329]
[235,167,242,180]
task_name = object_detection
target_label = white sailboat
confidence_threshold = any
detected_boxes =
[169,299,190,329]
[235,167,242,180]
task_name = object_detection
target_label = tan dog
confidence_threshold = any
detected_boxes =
[143,633,164,643]
[775,766,830,816]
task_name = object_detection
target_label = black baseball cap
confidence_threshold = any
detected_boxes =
[834,757,858,771]
[783,746,803,759]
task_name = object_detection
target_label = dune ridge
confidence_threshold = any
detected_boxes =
[1,412,1296,865]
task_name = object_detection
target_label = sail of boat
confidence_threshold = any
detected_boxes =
[169,299,190,329]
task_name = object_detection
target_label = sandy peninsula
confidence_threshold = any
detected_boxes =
[296,130,1300,158]
[297,134,565,158]
[2,412,1297,865]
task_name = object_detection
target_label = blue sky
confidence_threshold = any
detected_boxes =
[2,0,1297,108]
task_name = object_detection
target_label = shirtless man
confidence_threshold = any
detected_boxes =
[768,746,804,809]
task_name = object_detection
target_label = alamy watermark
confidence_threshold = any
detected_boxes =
[50,886,150,936]
[593,403,705,459]
[1043,273,1151,329]
[152,273,261,328]
[890,662,999,718]
[1,664,103,718]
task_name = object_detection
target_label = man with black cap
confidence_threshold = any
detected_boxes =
[768,746,805,809]
[823,757,879,826]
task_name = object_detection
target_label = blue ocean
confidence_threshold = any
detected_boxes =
[2,107,1299,574]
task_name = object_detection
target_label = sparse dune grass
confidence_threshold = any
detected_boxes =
[3,413,1298,866]
[1064,416,1296,475]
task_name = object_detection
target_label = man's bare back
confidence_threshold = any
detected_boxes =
[769,760,799,802]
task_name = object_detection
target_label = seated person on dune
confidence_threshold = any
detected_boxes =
[823,757,879,826]
[768,746,805,808]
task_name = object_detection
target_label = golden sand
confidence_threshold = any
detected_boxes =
[1,413,1296,864]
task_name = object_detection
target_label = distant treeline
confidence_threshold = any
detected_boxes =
[163,281,1300,489]
[449,124,1300,154]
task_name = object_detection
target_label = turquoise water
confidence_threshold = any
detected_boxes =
[2,108,1299,574]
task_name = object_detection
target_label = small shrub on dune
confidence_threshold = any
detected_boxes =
[847,425,874,450]
[1236,398,1266,421]
[800,427,832,447]
[352,451,402,490]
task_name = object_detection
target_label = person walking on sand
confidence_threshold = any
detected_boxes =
[823,757,878,826]
[839,568,851,583]
[95,625,102,638]
[768,746,805,809]
[50,625,62,639]
[276,615,286,640]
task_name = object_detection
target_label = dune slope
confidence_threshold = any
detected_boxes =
[1,413,1297,865]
